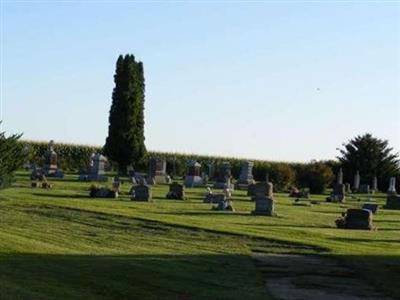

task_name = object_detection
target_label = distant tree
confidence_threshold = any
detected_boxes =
[297,161,334,194]
[338,134,399,188]
[269,163,296,191]
[104,54,147,173]
[0,125,24,189]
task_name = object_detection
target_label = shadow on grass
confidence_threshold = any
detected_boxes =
[32,193,89,200]
[0,253,399,300]
[156,211,251,217]
[0,253,268,300]
[329,237,400,243]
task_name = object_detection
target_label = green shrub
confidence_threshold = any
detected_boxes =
[0,128,24,189]
[269,163,296,191]
[296,161,334,194]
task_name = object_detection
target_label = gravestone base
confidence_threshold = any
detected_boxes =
[251,197,275,216]
[184,176,203,188]
[326,194,345,203]
[385,195,400,210]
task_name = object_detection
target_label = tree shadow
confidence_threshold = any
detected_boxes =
[0,253,398,300]
[0,253,268,300]
[32,192,89,199]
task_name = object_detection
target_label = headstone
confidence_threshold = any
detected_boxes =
[387,177,397,195]
[372,176,378,192]
[206,162,215,179]
[235,161,255,190]
[289,187,309,199]
[131,184,152,202]
[344,183,352,193]
[247,183,256,197]
[337,168,343,185]
[184,161,203,187]
[148,157,168,184]
[166,182,185,200]
[362,203,379,214]
[79,153,108,181]
[353,171,360,192]
[326,183,346,203]
[43,140,64,178]
[213,162,232,189]
[385,194,400,210]
[131,172,148,185]
[358,184,370,194]
[336,209,373,230]
[251,182,275,216]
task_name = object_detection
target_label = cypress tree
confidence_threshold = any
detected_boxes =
[104,54,147,173]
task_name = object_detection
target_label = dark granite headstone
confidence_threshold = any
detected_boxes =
[385,194,400,210]
[344,209,373,230]
[247,183,256,197]
[131,184,152,202]
[327,183,345,203]
[362,203,379,214]
[166,182,185,200]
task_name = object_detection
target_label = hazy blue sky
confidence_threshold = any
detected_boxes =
[2,1,399,162]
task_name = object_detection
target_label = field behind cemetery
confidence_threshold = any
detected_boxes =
[1,172,399,300]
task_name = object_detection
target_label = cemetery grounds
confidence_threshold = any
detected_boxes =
[0,172,399,300]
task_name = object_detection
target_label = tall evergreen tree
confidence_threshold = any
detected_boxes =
[338,133,399,189]
[104,54,147,173]
[0,124,24,189]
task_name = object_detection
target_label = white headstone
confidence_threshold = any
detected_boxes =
[388,177,397,195]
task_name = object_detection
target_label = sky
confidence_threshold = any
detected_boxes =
[1,1,399,162]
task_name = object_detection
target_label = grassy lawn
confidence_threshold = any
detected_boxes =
[0,172,399,299]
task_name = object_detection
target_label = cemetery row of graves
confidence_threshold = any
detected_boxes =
[31,140,400,230]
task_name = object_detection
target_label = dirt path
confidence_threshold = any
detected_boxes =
[252,253,393,300]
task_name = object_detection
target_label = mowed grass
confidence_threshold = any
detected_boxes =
[0,172,399,299]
